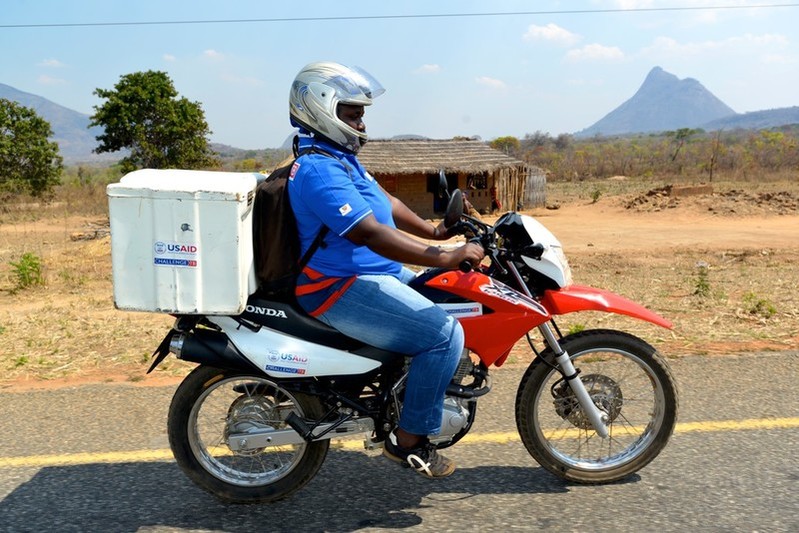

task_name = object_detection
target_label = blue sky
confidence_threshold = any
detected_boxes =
[2,0,797,149]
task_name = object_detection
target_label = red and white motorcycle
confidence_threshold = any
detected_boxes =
[150,184,678,503]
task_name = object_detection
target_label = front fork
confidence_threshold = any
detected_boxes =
[537,322,610,438]
[506,262,610,438]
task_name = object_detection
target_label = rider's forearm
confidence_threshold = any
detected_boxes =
[347,214,450,267]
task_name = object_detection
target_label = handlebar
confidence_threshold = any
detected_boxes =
[449,218,507,275]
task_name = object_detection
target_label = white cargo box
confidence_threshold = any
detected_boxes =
[107,169,261,315]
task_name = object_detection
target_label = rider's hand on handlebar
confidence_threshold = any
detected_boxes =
[442,242,484,270]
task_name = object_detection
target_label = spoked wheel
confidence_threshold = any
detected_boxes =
[515,329,678,483]
[168,365,329,503]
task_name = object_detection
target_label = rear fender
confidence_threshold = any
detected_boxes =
[541,284,672,329]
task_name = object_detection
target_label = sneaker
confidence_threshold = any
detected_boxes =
[383,431,456,478]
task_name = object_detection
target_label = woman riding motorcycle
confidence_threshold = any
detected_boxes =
[286,61,484,477]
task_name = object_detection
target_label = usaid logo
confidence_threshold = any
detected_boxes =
[154,241,198,255]
[246,305,288,319]
[266,350,307,365]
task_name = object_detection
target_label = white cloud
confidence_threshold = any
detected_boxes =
[38,58,65,68]
[413,64,441,74]
[742,33,790,47]
[762,53,795,64]
[203,49,224,60]
[523,23,581,46]
[566,44,625,62]
[163,54,177,62]
[37,74,66,85]
[475,76,506,89]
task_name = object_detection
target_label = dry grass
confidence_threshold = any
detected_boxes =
[1,176,797,385]
[531,247,799,358]
[545,171,799,207]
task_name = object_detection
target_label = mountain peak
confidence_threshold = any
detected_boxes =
[577,67,737,137]
[643,66,672,82]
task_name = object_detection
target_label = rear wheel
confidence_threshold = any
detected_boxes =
[515,329,678,483]
[168,365,329,503]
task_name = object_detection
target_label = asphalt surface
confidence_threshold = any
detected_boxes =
[1,352,797,532]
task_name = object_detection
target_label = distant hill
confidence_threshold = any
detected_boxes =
[210,142,290,171]
[390,134,430,141]
[701,106,799,131]
[0,83,113,164]
[577,67,737,137]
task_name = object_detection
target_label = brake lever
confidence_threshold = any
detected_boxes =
[489,246,507,275]
[456,219,481,237]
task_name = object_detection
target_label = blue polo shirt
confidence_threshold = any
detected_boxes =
[288,137,402,314]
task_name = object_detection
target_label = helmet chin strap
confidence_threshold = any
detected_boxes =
[304,130,361,155]
[291,114,365,154]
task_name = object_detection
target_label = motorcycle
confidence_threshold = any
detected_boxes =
[148,180,678,503]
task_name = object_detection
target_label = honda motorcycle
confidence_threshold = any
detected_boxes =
[149,183,678,503]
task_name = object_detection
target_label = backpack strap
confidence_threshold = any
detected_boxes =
[293,144,354,270]
[298,144,354,178]
[297,225,329,271]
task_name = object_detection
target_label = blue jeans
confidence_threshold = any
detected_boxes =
[314,268,464,436]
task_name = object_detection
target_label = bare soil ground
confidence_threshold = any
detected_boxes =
[1,178,797,390]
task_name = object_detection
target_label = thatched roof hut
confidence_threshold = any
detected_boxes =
[358,139,545,218]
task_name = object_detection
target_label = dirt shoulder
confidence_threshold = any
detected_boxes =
[540,201,799,252]
[1,182,798,390]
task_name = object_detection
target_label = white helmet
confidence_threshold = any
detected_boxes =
[289,62,385,153]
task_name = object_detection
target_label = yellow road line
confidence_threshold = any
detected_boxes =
[2,417,797,469]
[0,449,175,468]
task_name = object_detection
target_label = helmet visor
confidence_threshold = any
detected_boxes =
[330,65,385,105]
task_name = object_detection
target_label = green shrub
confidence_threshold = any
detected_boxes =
[693,261,711,298]
[567,323,586,335]
[10,252,45,292]
[743,292,776,319]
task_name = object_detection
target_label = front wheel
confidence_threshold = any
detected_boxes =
[168,365,329,503]
[515,329,678,483]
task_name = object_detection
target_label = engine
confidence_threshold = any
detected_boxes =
[429,352,480,444]
[432,397,472,443]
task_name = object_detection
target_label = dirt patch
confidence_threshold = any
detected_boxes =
[624,185,799,216]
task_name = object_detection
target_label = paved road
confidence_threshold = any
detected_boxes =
[1,352,797,532]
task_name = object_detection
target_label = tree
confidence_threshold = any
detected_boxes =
[489,136,520,155]
[0,99,63,197]
[667,128,700,162]
[554,133,572,151]
[523,131,552,148]
[90,71,217,173]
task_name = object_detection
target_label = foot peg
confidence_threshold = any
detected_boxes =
[285,412,313,440]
